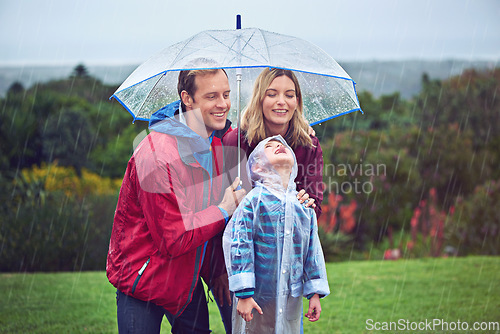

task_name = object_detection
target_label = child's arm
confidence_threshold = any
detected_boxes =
[305,294,322,322]
[222,196,256,294]
[237,297,263,322]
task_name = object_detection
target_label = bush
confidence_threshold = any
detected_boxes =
[446,179,500,255]
[0,164,119,272]
[317,227,357,262]
[22,162,121,198]
[1,192,117,272]
[321,126,422,246]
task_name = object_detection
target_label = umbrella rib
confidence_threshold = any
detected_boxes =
[136,73,166,118]
[167,34,200,69]
[229,29,275,64]
[235,30,259,61]
[205,30,270,65]
[238,30,272,64]
[256,29,272,65]
[202,32,240,64]
[219,36,244,65]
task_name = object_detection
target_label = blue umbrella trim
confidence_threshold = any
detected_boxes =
[109,94,150,123]
[111,65,356,96]
[309,108,363,126]
[111,65,362,123]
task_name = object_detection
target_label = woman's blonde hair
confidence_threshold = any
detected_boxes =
[241,68,313,148]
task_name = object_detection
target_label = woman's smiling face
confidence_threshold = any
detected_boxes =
[261,75,298,129]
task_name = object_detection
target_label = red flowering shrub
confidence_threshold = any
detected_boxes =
[407,188,450,257]
[317,193,358,234]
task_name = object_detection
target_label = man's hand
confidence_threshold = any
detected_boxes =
[305,294,322,322]
[211,273,231,307]
[237,297,263,322]
[297,189,316,208]
[218,177,246,216]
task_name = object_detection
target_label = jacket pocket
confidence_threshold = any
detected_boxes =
[131,258,150,294]
[286,294,303,321]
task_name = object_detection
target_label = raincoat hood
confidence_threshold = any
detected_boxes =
[247,135,298,193]
[148,100,231,174]
[149,99,208,144]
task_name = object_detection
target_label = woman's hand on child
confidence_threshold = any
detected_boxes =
[305,294,322,322]
[237,297,263,322]
[297,189,316,208]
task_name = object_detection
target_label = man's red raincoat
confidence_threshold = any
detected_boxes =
[106,100,231,316]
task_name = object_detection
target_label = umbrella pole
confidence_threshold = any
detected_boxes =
[236,14,243,187]
[237,72,242,183]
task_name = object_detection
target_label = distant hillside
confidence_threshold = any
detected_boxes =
[342,59,498,98]
[0,59,497,99]
[0,64,137,98]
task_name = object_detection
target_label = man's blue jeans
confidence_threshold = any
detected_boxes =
[116,280,233,333]
[116,279,211,334]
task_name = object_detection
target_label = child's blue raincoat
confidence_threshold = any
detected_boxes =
[223,135,330,334]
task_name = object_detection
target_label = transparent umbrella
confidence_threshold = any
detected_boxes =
[111,26,363,126]
[112,21,363,180]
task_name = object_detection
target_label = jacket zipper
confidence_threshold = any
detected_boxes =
[131,258,150,294]
[174,167,210,317]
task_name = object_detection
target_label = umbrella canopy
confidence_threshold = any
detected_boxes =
[112,27,362,125]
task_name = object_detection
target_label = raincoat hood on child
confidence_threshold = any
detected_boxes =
[223,135,330,334]
[246,135,298,193]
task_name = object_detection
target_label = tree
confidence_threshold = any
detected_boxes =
[7,81,25,95]
[415,68,500,149]
[72,63,89,78]
[321,126,423,246]
[42,109,93,173]
[313,90,413,142]
[407,123,484,210]
[0,92,44,172]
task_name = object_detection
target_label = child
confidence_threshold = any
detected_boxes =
[223,135,330,334]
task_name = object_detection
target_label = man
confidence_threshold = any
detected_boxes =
[106,66,245,333]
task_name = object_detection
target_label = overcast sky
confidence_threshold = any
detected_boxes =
[0,0,499,65]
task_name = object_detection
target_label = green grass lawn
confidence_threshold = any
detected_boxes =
[1,256,499,333]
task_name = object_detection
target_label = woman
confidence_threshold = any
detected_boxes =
[223,68,324,218]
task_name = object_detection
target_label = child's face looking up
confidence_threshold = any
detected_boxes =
[263,140,294,169]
